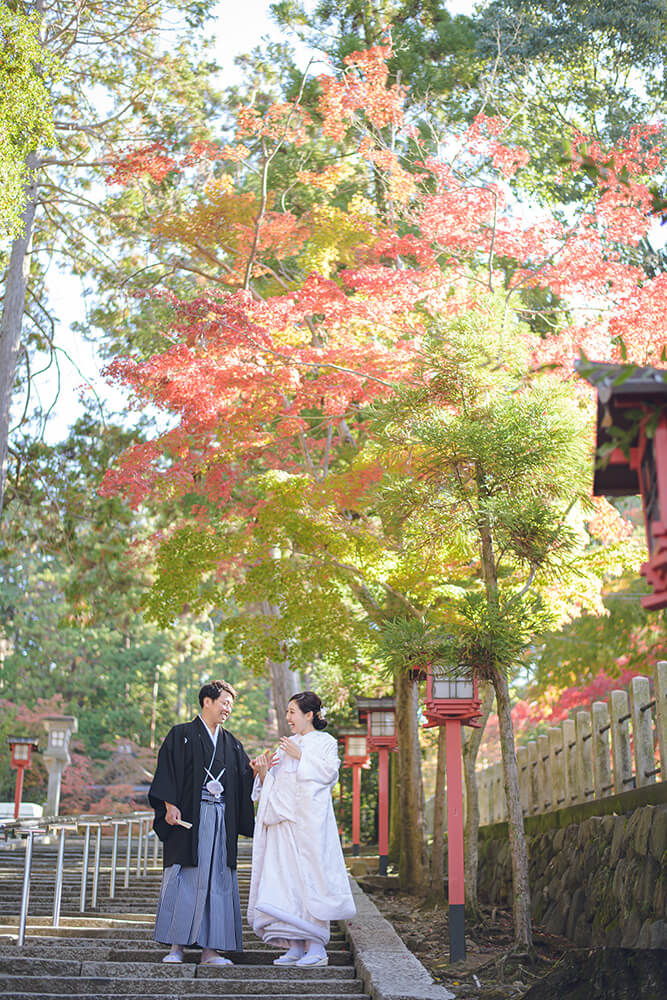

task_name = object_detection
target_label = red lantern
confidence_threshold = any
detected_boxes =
[424,662,482,728]
[338,728,370,766]
[578,361,667,610]
[337,728,370,857]
[7,737,39,821]
[356,698,397,875]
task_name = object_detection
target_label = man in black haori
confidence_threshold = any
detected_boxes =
[149,680,254,965]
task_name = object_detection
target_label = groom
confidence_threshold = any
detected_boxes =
[149,680,255,965]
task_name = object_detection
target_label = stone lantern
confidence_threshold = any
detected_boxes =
[42,716,78,816]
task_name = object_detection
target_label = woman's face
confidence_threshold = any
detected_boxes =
[286,699,314,735]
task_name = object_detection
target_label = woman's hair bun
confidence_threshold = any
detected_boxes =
[289,690,328,729]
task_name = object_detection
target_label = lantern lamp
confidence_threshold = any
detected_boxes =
[338,727,370,766]
[578,361,667,610]
[355,698,397,875]
[42,716,78,816]
[356,698,397,751]
[337,727,370,857]
[7,737,40,821]
[424,661,482,728]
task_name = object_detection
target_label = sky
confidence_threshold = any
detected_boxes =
[39,0,478,443]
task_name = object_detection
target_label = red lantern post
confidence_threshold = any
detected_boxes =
[356,698,397,876]
[423,665,481,963]
[7,737,40,820]
[338,728,369,857]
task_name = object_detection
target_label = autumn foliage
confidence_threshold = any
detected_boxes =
[100,43,663,641]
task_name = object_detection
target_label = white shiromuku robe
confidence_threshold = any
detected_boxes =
[247,729,356,946]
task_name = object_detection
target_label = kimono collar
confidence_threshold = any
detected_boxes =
[197,714,220,750]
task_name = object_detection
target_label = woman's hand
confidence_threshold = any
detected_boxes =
[279,736,302,760]
[250,753,270,783]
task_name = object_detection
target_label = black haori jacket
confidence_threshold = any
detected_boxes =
[149,717,255,870]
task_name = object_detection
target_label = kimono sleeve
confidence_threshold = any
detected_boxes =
[296,734,340,786]
[148,726,181,842]
[236,739,256,838]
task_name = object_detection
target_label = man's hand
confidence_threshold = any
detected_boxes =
[250,753,270,783]
[165,802,182,826]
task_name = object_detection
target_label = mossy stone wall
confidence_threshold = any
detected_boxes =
[476,802,666,948]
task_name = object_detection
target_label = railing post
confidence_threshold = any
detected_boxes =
[537,733,552,812]
[562,718,577,805]
[79,824,91,912]
[136,817,143,877]
[143,823,149,876]
[516,746,530,815]
[592,701,613,798]
[610,689,634,793]
[18,829,35,947]
[110,822,120,899]
[153,825,160,866]
[52,826,66,927]
[527,740,539,814]
[124,820,133,889]
[631,675,657,786]
[91,824,102,908]
[655,661,667,779]
[549,726,567,810]
[575,710,595,803]
[493,762,505,822]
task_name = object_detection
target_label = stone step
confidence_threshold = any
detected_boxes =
[0,994,370,1000]
[0,957,355,978]
[0,945,350,963]
[0,976,365,995]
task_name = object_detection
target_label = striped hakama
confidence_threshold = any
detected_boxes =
[154,790,243,950]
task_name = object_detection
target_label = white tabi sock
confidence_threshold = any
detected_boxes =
[283,941,305,959]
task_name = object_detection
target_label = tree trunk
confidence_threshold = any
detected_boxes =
[395,664,428,891]
[0,152,40,519]
[388,748,400,866]
[462,681,495,919]
[430,724,447,899]
[493,666,533,951]
[268,656,301,738]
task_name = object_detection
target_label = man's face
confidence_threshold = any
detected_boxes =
[203,691,234,726]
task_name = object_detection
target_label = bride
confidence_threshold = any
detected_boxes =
[247,691,356,967]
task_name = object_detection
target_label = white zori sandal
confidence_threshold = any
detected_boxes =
[162,947,184,963]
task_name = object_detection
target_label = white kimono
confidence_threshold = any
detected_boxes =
[247,729,356,945]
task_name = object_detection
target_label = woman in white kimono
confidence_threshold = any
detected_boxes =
[248,691,356,967]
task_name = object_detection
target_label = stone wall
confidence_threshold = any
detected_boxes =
[475,788,666,949]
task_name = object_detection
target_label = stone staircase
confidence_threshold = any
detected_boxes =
[0,837,370,999]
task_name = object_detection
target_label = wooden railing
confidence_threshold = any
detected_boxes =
[476,662,667,826]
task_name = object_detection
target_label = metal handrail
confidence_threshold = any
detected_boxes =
[1,810,157,946]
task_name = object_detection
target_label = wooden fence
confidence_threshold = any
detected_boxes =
[477,661,667,826]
